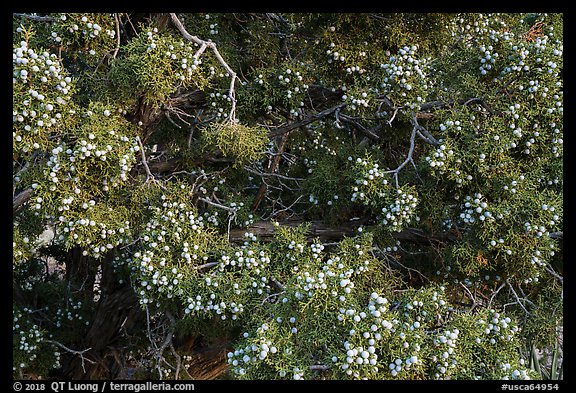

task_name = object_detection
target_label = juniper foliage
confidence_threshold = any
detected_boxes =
[12,12,562,380]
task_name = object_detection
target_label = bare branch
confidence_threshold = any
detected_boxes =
[13,188,33,214]
[388,106,400,126]
[164,111,183,129]
[269,103,347,137]
[170,343,182,380]
[168,14,204,45]
[13,13,57,22]
[194,42,209,59]
[505,279,534,317]
[488,282,506,308]
[135,136,156,184]
[45,340,94,374]
[415,122,440,146]
[112,13,121,59]
[265,195,304,221]
[544,263,563,284]
[383,113,418,188]
[265,13,290,24]
[339,113,381,142]
[159,311,176,355]
[549,232,563,240]
[145,308,179,380]
[169,13,239,122]
[260,291,285,305]
[310,364,330,371]
[251,130,291,212]
[229,219,459,246]
[199,197,237,242]
[376,246,430,283]
[194,262,219,271]
[460,283,478,310]
[271,278,284,291]
[418,97,485,112]
[377,95,403,126]
[199,197,237,214]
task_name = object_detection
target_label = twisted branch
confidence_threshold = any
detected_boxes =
[45,340,94,374]
[169,13,239,122]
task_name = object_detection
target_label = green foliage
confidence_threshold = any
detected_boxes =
[520,282,563,349]
[126,182,225,307]
[238,61,311,119]
[227,282,538,380]
[13,26,78,160]
[47,13,117,64]
[13,307,61,378]
[108,26,211,109]
[27,103,139,258]
[13,12,562,381]
[201,121,268,167]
